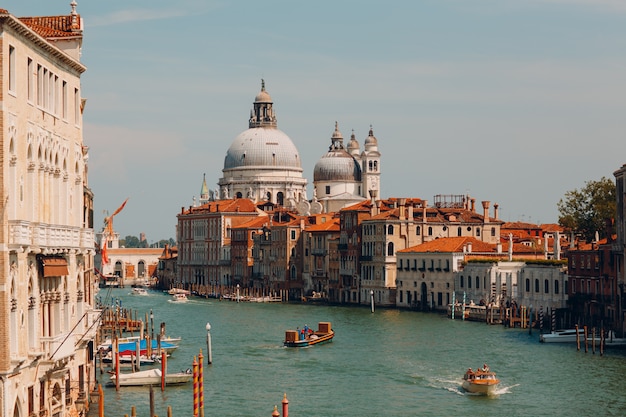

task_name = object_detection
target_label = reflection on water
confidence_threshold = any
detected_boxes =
[95,288,626,417]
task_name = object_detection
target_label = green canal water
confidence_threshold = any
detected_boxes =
[95,288,626,417]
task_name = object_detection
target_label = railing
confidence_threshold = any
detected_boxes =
[9,221,94,252]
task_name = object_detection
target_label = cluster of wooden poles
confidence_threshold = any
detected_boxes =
[575,324,607,355]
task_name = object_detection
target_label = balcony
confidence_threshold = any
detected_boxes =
[311,248,327,256]
[9,221,94,253]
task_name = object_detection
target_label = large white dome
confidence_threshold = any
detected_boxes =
[223,127,302,171]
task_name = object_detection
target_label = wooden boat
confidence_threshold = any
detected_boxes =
[108,368,192,387]
[462,365,499,395]
[284,322,334,347]
[539,328,585,343]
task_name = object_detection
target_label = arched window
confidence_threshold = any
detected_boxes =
[428,227,433,236]
[476,227,481,237]
[525,278,530,292]
[491,227,496,237]
[457,227,462,237]
[554,280,560,294]
[468,277,472,288]
[387,225,394,235]
[460,276,464,287]
[277,192,284,206]
[416,226,421,235]
[387,242,394,256]
[534,279,540,293]
[235,191,242,198]
[544,279,549,294]
[475,276,480,289]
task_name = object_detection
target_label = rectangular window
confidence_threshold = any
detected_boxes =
[62,81,68,119]
[37,64,43,105]
[74,88,80,124]
[325,186,330,195]
[28,58,34,101]
[8,45,16,92]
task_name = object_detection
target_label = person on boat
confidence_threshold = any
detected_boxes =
[482,363,490,372]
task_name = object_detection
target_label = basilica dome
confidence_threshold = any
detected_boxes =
[313,122,361,182]
[223,127,302,170]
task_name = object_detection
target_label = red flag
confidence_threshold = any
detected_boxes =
[101,238,109,265]
[111,198,129,217]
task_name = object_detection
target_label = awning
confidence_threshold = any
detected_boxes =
[42,257,69,277]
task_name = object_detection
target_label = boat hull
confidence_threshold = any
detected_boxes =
[284,330,334,347]
[108,369,191,387]
[462,380,499,395]
[539,329,585,343]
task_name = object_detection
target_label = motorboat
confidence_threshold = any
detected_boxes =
[284,322,334,348]
[99,338,178,356]
[168,288,190,295]
[131,287,149,296]
[539,328,585,343]
[462,365,500,395]
[170,293,188,303]
[108,368,192,387]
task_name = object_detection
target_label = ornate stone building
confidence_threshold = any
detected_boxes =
[0,5,98,417]
[217,80,308,209]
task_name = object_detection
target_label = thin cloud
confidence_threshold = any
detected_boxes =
[532,0,626,12]
[88,9,186,27]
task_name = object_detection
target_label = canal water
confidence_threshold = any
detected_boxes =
[95,288,626,417]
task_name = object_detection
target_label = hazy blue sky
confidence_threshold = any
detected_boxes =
[8,1,626,241]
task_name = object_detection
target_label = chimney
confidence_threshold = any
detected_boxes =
[467,242,472,253]
[481,201,490,221]
[408,202,414,220]
[493,203,499,220]
[553,231,561,260]
[422,200,428,220]
[471,198,476,212]
[399,198,406,221]
[496,242,502,253]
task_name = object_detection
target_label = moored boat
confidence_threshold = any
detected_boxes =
[108,368,192,387]
[462,365,499,395]
[284,322,334,347]
[539,328,585,343]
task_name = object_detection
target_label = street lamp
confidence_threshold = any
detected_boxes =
[206,322,212,364]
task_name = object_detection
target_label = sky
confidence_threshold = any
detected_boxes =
[7,0,626,242]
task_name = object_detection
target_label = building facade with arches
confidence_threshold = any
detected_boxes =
[0,6,98,417]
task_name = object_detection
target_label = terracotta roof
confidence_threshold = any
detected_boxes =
[19,14,82,38]
[398,237,497,254]
[181,198,260,215]
[306,217,340,232]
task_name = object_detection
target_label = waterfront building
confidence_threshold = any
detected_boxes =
[177,198,265,289]
[359,196,503,307]
[156,244,178,290]
[0,5,98,417]
[567,232,619,332]
[301,214,341,300]
[95,230,162,284]
[396,237,498,311]
[613,164,626,335]
[230,216,268,290]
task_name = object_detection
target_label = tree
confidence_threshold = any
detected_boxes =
[557,177,616,243]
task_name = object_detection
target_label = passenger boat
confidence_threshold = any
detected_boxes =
[108,368,192,387]
[462,365,500,395]
[167,288,190,295]
[170,293,188,303]
[284,322,334,347]
[101,352,164,365]
[131,287,149,296]
[539,328,585,343]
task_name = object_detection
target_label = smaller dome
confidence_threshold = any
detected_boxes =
[314,151,362,182]
[255,79,272,103]
[347,131,360,155]
[364,126,378,147]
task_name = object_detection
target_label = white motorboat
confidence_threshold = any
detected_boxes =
[170,293,188,303]
[108,368,192,387]
[539,328,585,343]
[131,287,149,296]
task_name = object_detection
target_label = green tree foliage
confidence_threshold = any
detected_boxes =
[557,177,616,242]
[119,235,175,248]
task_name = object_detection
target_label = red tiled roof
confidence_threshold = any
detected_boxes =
[181,198,260,215]
[19,15,82,38]
[306,218,340,232]
[398,237,497,253]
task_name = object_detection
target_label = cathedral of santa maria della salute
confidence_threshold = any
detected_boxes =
[200,80,382,213]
